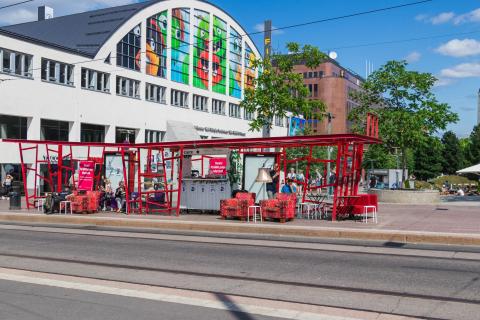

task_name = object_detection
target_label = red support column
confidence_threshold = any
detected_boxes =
[332,143,342,221]
[57,145,63,192]
[18,143,30,210]
[120,147,130,215]
[176,147,184,216]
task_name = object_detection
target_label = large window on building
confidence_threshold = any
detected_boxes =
[193,94,208,112]
[81,123,105,143]
[193,9,210,90]
[116,24,141,71]
[0,115,27,139]
[229,27,242,99]
[229,103,241,118]
[212,99,225,115]
[145,83,166,104]
[0,48,32,78]
[171,8,190,84]
[244,43,256,90]
[244,109,254,121]
[116,127,136,143]
[116,76,140,99]
[275,115,285,127]
[146,11,168,78]
[40,119,69,141]
[145,130,165,143]
[212,16,227,95]
[81,68,110,93]
[41,58,74,86]
[171,89,189,108]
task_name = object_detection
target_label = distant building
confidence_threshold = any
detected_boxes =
[293,59,363,134]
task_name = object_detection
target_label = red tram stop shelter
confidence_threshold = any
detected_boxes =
[2,114,380,221]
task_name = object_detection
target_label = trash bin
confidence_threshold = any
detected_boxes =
[9,185,22,210]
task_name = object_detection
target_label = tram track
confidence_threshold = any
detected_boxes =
[0,264,445,320]
[0,251,478,308]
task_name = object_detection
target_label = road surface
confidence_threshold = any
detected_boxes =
[0,222,479,319]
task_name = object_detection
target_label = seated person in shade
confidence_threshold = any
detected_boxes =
[281,179,297,194]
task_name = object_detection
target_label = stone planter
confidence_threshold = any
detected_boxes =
[368,189,440,204]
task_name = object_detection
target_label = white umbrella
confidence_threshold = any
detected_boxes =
[457,163,480,175]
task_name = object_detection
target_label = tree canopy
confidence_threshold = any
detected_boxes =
[240,43,327,132]
[441,131,463,174]
[349,60,458,179]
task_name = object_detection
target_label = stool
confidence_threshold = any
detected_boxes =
[363,205,377,223]
[248,205,262,223]
[300,203,319,219]
[37,198,45,211]
[60,201,72,215]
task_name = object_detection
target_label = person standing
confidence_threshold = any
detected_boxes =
[115,181,126,213]
[266,164,279,199]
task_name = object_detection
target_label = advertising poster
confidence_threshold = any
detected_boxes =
[171,8,190,84]
[146,10,168,78]
[288,117,306,136]
[212,16,227,94]
[229,27,242,98]
[105,154,125,189]
[244,43,256,90]
[193,9,210,89]
[78,161,95,191]
[209,158,227,175]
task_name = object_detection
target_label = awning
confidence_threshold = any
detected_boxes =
[163,120,200,142]
[457,163,480,174]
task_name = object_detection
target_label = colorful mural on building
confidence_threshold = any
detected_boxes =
[146,11,167,78]
[116,24,141,71]
[244,43,256,90]
[193,9,210,90]
[212,16,227,94]
[171,8,190,84]
[229,27,242,99]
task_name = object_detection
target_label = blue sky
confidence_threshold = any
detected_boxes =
[1,0,479,137]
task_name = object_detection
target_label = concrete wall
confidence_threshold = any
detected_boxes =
[368,189,440,204]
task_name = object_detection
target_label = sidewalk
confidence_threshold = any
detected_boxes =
[1,199,479,245]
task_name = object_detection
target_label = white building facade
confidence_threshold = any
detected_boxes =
[0,0,288,186]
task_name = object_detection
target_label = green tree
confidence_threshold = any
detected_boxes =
[414,136,443,180]
[466,125,480,165]
[349,60,458,180]
[241,43,327,133]
[441,131,463,174]
[459,137,472,167]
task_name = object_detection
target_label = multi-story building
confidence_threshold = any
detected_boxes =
[0,0,288,185]
[293,59,363,134]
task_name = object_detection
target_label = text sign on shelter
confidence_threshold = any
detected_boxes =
[209,158,227,175]
[78,161,95,191]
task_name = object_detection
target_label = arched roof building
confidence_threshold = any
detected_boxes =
[0,1,288,184]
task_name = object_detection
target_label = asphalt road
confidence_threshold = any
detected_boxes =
[0,223,479,320]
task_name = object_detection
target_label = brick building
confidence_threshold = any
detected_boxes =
[293,59,363,134]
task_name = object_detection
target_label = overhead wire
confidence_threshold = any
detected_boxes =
[0,0,34,11]
[0,0,435,82]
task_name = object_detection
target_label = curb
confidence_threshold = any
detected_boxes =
[0,212,479,246]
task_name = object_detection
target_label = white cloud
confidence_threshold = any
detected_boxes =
[416,8,480,26]
[436,39,480,57]
[254,23,284,35]
[415,11,454,25]
[440,62,480,78]
[405,51,421,63]
[431,12,455,25]
[434,77,456,87]
[0,0,138,26]
[453,8,480,25]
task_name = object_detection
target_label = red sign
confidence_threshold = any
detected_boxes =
[209,158,227,175]
[78,161,95,191]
